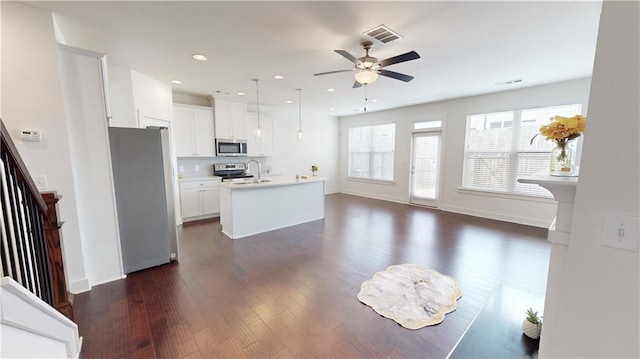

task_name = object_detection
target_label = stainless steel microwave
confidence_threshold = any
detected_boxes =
[215,138,247,157]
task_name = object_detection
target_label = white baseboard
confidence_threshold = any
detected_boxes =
[440,204,551,228]
[334,191,550,228]
[338,189,408,205]
[68,277,91,294]
[90,274,127,288]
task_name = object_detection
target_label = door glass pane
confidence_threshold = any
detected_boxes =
[412,135,439,200]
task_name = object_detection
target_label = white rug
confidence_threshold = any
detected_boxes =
[357,263,462,329]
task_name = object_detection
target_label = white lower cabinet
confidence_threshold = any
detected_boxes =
[180,179,221,221]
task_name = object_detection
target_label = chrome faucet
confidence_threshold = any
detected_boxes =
[246,159,262,183]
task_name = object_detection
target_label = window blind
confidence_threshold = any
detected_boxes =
[348,123,395,180]
[463,104,582,197]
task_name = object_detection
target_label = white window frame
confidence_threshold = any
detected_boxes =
[462,104,582,197]
[347,123,396,182]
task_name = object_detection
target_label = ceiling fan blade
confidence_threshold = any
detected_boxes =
[352,81,362,89]
[335,50,360,65]
[313,69,354,76]
[378,69,415,82]
[377,51,420,67]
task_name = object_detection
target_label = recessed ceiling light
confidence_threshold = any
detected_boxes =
[370,99,379,103]
[329,108,335,111]
[273,75,284,80]
[192,53,207,61]
[237,92,245,96]
[170,79,182,85]
[326,88,335,92]
[285,100,293,104]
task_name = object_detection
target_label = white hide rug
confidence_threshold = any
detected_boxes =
[357,263,462,330]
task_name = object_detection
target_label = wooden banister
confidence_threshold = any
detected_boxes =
[0,119,73,321]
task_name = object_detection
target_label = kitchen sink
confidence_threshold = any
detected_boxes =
[232,179,272,185]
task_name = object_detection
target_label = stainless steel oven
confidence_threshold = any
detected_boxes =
[213,163,253,182]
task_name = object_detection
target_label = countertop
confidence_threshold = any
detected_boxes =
[220,176,327,190]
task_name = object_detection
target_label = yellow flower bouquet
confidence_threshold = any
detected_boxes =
[536,114,587,143]
[532,114,587,175]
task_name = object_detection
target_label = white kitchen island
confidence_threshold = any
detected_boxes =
[219,176,326,239]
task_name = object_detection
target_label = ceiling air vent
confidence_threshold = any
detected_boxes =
[364,24,403,44]
[494,79,523,86]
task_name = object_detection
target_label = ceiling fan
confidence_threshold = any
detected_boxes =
[313,41,420,88]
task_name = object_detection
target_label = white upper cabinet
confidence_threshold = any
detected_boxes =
[213,97,246,139]
[246,113,274,156]
[193,108,215,155]
[173,104,215,157]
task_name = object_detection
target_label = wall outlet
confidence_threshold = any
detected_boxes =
[170,252,176,260]
[194,165,200,172]
[602,213,639,252]
[33,175,48,189]
[178,166,184,173]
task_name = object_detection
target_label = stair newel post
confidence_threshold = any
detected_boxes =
[41,191,74,321]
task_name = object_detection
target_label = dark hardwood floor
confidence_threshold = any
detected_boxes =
[75,193,550,358]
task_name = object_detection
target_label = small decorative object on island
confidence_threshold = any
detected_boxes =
[522,308,542,339]
[532,114,586,176]
[311,164,318,176]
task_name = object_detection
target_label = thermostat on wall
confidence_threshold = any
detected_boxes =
[20,130,42,141]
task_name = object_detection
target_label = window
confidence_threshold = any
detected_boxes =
[348,123,395,181]
[414,120,442,130]
[463,104,582,197]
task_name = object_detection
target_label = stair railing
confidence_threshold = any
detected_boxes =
[0,119,73,320]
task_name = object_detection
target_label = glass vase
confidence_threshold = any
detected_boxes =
[550,140,576,176]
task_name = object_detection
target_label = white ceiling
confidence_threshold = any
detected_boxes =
[31,1,602,117]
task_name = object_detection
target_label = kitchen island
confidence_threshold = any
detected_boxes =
[219,176,326,239]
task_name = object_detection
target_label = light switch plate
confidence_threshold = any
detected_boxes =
[602,213,639,252]
[33,175,48,190]
[194,165,200,172]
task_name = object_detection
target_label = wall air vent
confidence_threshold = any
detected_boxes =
[364,24,403,44]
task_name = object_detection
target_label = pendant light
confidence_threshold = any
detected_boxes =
[297,88,303,140]
[253,79,262,138]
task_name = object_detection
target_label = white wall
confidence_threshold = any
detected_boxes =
[269,105,340,193]
[541,1,639,357]
[339,78,592,227]
[131,70,174,125]
[0,2,2,118]
[173,92,210,107]
[2,2,90,293]
[57,46,124,287]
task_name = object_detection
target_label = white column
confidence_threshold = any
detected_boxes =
[517,175,577,354]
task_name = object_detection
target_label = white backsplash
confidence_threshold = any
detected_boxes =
[177,157,271,178]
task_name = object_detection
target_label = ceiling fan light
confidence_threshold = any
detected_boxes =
[354,70,379,85]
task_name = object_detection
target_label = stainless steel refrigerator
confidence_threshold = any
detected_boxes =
[108,127,178,274]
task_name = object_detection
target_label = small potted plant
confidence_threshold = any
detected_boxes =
[311,164,318,176]
[522,308,542,339]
